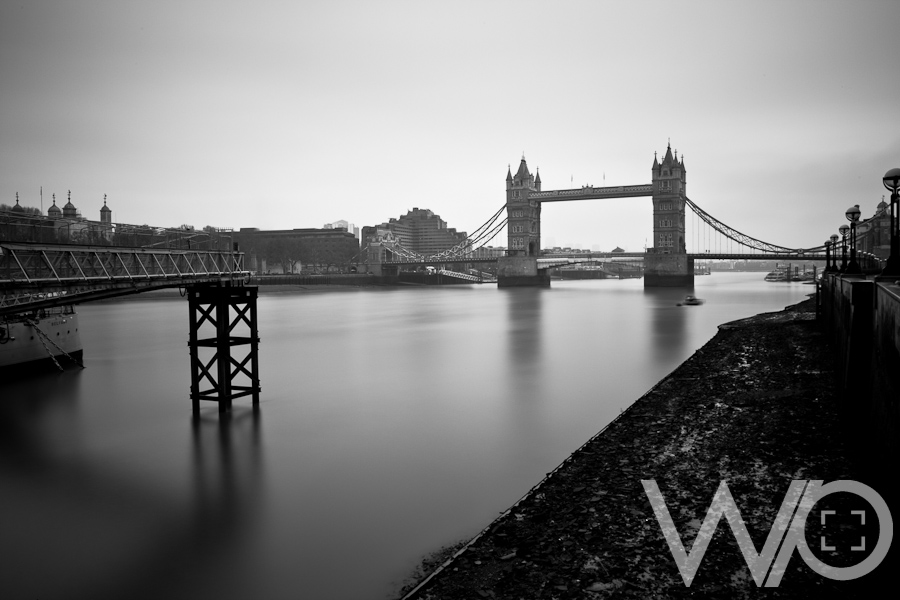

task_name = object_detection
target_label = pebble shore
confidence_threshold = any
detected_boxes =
[399,298,891,599]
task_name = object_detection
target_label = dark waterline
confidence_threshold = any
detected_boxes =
[0,274,812,599]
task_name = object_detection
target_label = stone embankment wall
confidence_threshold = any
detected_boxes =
[820,275,900,498]
[249,274,397,286]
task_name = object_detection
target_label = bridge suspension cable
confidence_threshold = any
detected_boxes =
[388,204,508,261]
[426,203,508,260]
[684,196,825,254]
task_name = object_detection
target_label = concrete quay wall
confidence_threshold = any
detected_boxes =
[820,274,900,497]
[250,274,398,286]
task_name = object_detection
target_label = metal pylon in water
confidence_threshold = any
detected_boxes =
[187,282,260,413]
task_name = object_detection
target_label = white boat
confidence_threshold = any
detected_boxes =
[0,306,83,373]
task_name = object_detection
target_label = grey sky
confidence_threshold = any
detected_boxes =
[2,0,898,251]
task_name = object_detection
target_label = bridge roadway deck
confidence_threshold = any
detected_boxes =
[386,252,823,267]
[1,241,249,316]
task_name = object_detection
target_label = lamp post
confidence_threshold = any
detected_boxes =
[829,234,839,272]
[845,204,862,275]
[838,225,849,272]
[880,167,900,278]
[824,239,833,273]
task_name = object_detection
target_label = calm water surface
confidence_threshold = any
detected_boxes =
[0,273,812,599]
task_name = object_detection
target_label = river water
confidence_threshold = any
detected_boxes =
[0,273,812,599]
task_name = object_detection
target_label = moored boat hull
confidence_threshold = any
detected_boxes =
[0,307,83,374]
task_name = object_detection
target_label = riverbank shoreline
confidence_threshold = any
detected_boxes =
[90,284,386,302]
[398,297,891,599]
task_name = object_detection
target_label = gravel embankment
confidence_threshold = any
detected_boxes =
[399,298,890,599]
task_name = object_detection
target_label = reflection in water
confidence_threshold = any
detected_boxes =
[150,408,264,599]
[503,287,543,383]
[0,274,813,599]
[0,386,263,599]
[0,370,82,473]
[102,408,264,600]
[644,286,690,362]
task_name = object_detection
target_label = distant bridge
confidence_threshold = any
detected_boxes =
[365,143,887,286]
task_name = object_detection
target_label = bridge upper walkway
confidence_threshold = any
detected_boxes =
[530,184,654,202]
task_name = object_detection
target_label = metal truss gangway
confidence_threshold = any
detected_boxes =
[436,269,496,283]
[0,241,249,316]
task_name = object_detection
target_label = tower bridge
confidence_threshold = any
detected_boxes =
[368,141,858,285]
[501,143,694,287]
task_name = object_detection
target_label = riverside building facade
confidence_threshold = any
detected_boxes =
[362,207,469,259]
[235,227,360,274]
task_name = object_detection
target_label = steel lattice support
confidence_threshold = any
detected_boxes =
[187,283,260,413]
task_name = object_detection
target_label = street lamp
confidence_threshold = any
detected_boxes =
[824,239,833,273]
[845,204,862,275]
[839,225,849,272]
[880,167,900,278]
[829,234,839,272]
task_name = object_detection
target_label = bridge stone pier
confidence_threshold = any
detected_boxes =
[496,255,550,288]
[499,144,694,288]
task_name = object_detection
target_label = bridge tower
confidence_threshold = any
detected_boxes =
[498,156,549,286]
[645,143,694,287]
[506,157,542,256]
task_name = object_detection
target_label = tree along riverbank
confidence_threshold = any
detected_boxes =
[398,297,894,599]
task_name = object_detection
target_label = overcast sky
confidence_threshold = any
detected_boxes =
[2,0,898,252]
